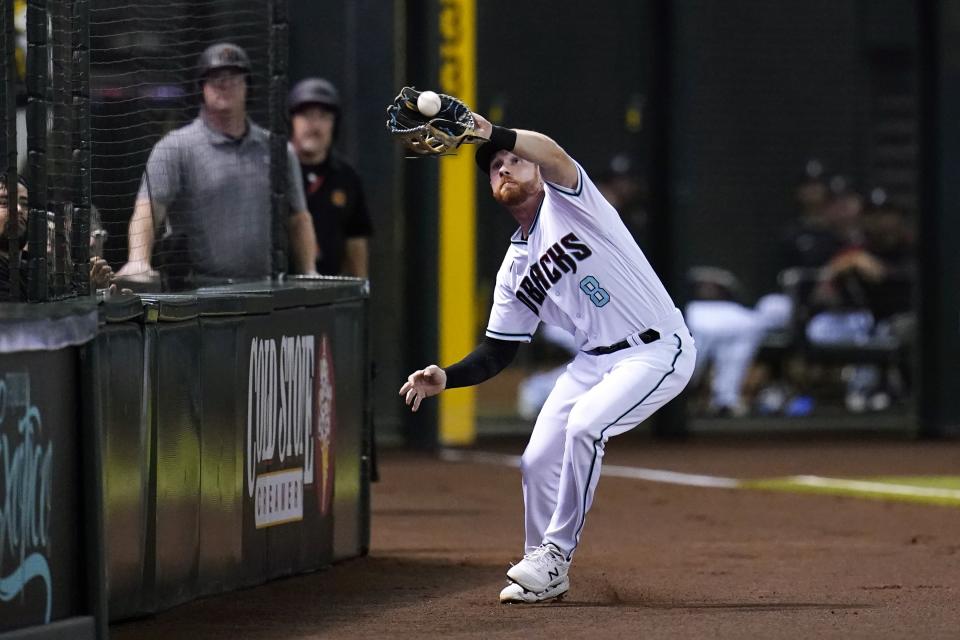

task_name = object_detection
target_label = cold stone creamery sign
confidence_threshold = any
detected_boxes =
[247,335,314,528]
[246,334,336,528]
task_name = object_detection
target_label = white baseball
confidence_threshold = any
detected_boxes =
[417,90,442,117]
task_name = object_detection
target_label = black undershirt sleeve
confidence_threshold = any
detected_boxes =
[444,337,520,389]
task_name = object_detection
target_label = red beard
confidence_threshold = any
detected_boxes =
[494,179,529,206]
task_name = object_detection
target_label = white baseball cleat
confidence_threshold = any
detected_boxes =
[506,543,570,593]
[499,577,569,604]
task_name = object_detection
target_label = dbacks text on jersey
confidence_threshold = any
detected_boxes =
[515,232,593,314]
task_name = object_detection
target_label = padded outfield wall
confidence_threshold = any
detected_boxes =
[96,280,371,621]
[0,280,371,638]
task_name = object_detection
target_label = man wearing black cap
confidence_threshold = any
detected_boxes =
[117,42,318,285]
[288,77,373,277]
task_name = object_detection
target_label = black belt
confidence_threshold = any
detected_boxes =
[585,328,660,356]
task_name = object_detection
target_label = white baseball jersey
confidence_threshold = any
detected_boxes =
[486,162,679,351]
[481,161,697,564]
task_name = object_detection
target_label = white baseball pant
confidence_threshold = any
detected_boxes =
[520,326,696,559]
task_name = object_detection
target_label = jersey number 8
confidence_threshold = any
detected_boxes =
[579,275,611,308]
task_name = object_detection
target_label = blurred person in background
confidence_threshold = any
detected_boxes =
[794,159,829,216]
[1,178,121,300]
[72,203,118,291]
[288,77,373,277]
[857,191,915,327]
[117,42,317,287]
[0,176,28,300]
[805,187,914,411]
[685,266,791,417]
[775,173,870,413]
[780,168,862,271]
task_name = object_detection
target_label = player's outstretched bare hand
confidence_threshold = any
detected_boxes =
[399,365,447,412]
[471,112,493,140]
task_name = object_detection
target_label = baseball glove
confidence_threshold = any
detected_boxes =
[385,87,483,156]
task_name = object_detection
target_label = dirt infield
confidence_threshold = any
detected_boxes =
[112,433,960,639]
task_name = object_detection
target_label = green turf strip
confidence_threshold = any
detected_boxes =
[868,476,960,490]
[742,476,960,507]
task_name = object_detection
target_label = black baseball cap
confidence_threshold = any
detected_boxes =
[475,142,500,174]
[288,77,341,115]
[197,43,251,80]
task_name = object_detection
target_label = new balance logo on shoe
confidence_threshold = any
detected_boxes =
[507,543,571,593]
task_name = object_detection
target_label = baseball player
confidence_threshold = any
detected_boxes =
[400,113,697,603]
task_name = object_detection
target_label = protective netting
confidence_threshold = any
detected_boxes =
[0,1,23,301]
[46,0,89,299]
[90,0,284,290]
[0,0,90,302]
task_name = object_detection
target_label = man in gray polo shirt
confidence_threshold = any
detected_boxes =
[117,42,317,283]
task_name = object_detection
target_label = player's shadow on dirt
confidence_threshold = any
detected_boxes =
[110,555,499,640]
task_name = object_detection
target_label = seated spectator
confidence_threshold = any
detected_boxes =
[780,168,863,272]
[857,189,915,325]
[804,188,914,411]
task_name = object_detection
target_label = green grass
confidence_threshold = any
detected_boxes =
[867,476,960,490]
[741,475,960,508]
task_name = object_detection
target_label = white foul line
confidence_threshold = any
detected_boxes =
[438,448,740,489]
[438,450,960,500]
[599,463,740,488]
[787,475,960,500]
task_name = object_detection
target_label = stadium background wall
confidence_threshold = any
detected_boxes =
[286,0,958,442]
